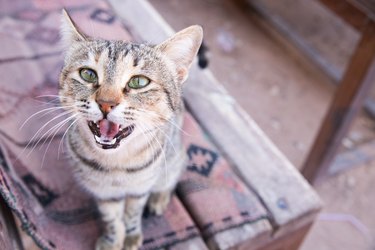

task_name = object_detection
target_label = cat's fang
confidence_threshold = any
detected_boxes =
[94,135,99,142]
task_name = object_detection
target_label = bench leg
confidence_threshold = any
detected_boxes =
[302,21,375,182]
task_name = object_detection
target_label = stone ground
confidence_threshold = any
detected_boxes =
[149,0,375,249]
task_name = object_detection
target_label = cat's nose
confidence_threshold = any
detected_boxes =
[97,99,118,115]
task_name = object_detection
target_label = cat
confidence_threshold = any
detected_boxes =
[59,10,202,250]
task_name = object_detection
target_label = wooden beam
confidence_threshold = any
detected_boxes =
[319,0,373,31]
[302,22,375,182]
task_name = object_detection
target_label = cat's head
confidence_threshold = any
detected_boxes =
[59,10,202,150]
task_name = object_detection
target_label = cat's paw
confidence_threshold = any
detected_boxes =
[95,235,123,250]
[124,234,143,250]
[147,191,171,216]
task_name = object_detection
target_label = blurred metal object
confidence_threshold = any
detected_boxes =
[216,29,235,53]
[197,41,209,69]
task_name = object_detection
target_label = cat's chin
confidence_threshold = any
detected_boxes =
[87,120,134,150]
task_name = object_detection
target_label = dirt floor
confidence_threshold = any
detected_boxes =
[149,0,375,249]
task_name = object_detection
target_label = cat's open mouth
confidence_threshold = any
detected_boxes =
[88,119,134,149]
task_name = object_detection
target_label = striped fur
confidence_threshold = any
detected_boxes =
[59,10,202,250]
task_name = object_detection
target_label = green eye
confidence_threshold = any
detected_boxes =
[128,76,150,89]
[80,68,97,83]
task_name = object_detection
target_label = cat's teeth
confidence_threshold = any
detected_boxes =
[94,135,116,145]
[94,135,100,142]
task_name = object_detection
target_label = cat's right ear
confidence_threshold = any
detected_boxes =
[60,9,87,48]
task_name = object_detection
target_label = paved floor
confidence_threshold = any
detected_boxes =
[150,0,375,249]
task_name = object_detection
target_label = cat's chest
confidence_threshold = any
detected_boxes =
[80,167,159,198]
[72,154,162,199]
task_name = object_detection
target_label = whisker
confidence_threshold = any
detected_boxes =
[15,111,75,163]
[32,95,69,105]
[137,122,168,183]
[33,99,60,106]
[40,114,78,167]
[19,105,76,130]
[148,123,177,154]
[21,109,75,155]
[135,107,190,136]
[58,117,79,159]
[137,124,163,179]
[29,113,78,158]
[34,94,69,99]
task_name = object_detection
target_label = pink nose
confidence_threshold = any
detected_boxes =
[96,99,118,114]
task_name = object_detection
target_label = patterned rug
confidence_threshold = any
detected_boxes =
[0,0,269,249]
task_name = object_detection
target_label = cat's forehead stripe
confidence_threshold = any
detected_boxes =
[133,56,139,67]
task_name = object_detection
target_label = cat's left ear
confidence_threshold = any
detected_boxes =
[157,25,203,83]
[60,9,88,48]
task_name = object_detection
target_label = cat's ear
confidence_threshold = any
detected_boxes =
[60,9,88,47]
[157,25,203,83]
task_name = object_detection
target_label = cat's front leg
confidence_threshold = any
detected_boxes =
[123,194,149,250]
[96,199,126,250]
[147,190,172,216]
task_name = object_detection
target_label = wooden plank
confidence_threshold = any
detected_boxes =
[319,0,373,31]
[206,220,270,250]
[172,237,209,250]
[254,222,313,250]
[108,0,321,247]
[302,22,375,182]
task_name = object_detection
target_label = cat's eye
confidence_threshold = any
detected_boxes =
[80,68,98,83]
[128,76,150,89]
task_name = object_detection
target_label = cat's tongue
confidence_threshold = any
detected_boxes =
[99,119,119,139]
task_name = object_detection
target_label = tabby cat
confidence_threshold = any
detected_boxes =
[59,10,202,250]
